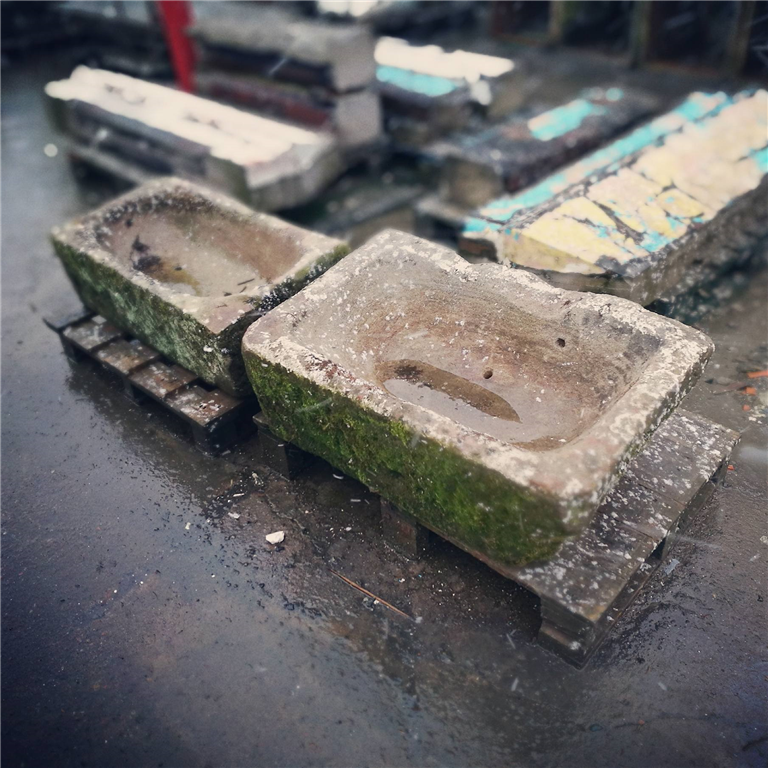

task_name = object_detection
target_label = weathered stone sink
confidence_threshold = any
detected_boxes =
[52,178,348,395]
[243,230,713,566]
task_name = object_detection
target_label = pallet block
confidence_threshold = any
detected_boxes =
[45,310,257,454]
[252,412,314,480]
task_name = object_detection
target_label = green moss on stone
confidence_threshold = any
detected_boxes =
[245,354,569,567]
[52,239,348,396]
[261,244,350,311]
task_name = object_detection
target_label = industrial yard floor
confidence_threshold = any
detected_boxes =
[3,55,767,768]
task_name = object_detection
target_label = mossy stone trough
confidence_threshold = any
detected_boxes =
[243,230,713,567]
[52,178,348,396]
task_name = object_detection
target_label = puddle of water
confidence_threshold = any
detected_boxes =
[101,203,310,297]
[378,359,577,448]
[110,216,262,297]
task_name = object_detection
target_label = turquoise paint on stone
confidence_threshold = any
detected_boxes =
[468,92,733,229]
[752,145,768,174]
[377,65,459,98]
[640,229,674,254]
[463,216,500,233]
[528,98,608,142]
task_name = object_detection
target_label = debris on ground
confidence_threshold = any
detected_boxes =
[266,530,285,544]
[329,568,411,619]
[663,558,680,575]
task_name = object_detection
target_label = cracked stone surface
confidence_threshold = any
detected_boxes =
[462,90,768,305]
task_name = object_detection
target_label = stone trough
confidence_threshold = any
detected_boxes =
[242,230,714,567]
[51,178,348,396]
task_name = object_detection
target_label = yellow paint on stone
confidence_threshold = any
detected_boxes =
[587,169,663,236]
[655,187,712,222]
[505,197,645,272]
[503,90,768,275]
[501,230,604,274]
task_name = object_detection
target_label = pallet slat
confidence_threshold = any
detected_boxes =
[130,361,198,401]
[48,311,257,454]
[63,317,123,352]
[95,338,162,375]
[168,386,243,427]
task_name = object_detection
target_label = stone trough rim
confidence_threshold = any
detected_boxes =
[50,176,346,336]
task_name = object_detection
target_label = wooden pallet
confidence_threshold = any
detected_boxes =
[253,408,738,666]
[45,309,257,454]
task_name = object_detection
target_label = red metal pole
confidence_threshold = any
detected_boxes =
[156,0,195,92]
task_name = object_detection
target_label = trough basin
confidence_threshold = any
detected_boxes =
[243,230,713,566]
[52,178,348,396]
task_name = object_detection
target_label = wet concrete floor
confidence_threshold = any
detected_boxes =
[2,54,767,768]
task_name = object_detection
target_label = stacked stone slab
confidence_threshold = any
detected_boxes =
[461,90,768,306]
[45,66,345,212]
[316,0,478,37]
[51,178,348,395]
[374,36,525,146]
[416,86,658,242]
[242,229,713,567]
[190,7,382,151]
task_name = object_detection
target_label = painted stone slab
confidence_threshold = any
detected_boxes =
[45,66,344,211]
[427,87,657,209]
[194,70,382,149]
[242,229,713,567]
[461,90,768,305]
[375,37,523,144]
[190,7,377,93]
[51,178,348,396]
[376,36,523,117]
[376,71,471,147]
